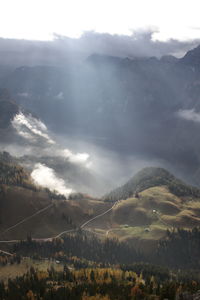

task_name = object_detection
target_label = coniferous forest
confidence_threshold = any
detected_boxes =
[0,228,198,299]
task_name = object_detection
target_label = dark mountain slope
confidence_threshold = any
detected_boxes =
[180,44,200,69]
[0,88,18,129]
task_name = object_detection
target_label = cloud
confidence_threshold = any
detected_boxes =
[0,30,199,69]
[31,163,73,197]
[58,149,90,165]
[177,108,200,123]
[72,30,200,58]
[69,152,90,164]
[55,91,64,100]
[12,112,55,144]
[17,92,30,98]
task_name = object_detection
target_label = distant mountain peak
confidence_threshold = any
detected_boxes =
[86,53,122,64]
[180,44,200,67]
[160,55,178,63]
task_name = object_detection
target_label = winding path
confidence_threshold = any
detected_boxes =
[80,201,117,229]
[0,200,118,244]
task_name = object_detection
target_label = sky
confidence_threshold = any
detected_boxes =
[1,0,200,41]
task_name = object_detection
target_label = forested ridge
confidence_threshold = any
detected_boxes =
[104,167,200,202]
[0,151,35,191]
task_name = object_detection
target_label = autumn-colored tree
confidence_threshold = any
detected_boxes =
[26,290,35,300]
[131,285,143,300]
[82,293,111,300]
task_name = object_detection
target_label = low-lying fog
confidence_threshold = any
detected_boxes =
[0,111,178,198]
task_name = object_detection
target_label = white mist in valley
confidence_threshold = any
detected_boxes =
[31,163,73,197]
[11,111,91,165]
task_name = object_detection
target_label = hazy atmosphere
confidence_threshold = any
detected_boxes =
[1,1,200,195]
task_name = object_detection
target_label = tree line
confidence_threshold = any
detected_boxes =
[12,232,141,265]
[0,263,200,299]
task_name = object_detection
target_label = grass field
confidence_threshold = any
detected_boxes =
[94,185,200,242]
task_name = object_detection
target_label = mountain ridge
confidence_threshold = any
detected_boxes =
[104,167,200,201]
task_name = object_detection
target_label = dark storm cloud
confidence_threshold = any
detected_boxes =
[67,30,200,58]
[0,30,199,67]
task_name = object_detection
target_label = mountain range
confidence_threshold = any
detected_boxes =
[1,45,200,188]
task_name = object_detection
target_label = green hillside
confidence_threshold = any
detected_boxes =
[104,185,200,243]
